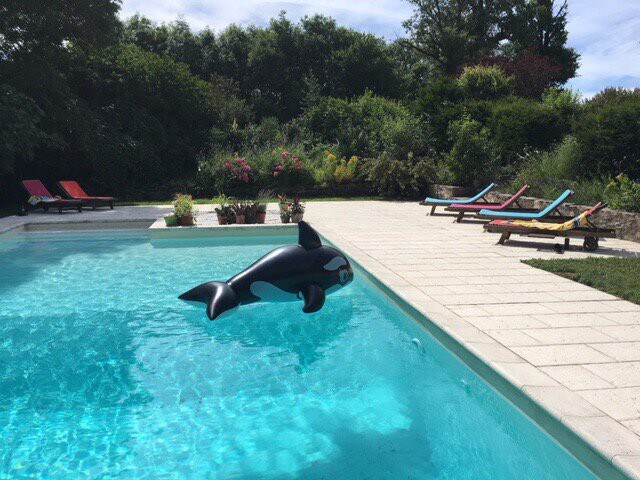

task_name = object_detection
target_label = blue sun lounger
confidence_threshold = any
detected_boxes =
[478,189,573,220]
[422,183,496,215]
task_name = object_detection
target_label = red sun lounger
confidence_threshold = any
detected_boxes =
[445,185,532,222]
[58,181,116,210]
[21,180,82,214]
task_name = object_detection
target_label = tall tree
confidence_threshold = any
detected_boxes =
[502,0,579,83]
[402,0,511,75]
[403,0,578,86]
[0,0,121,179]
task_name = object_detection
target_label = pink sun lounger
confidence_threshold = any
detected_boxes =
[445,185,530,222]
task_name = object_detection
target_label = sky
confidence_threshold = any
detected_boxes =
[119,0,640,97]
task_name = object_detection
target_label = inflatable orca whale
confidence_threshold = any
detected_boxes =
[179,221,354,320]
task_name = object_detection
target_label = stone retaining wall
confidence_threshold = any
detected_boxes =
[427,184,471,198]
[488,192,640,242]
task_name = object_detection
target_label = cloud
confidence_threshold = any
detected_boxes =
[119,0,414,40]
[565,0,640,97]
[119,0,640,96]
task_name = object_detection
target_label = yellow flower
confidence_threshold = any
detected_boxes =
[327,153,336,160]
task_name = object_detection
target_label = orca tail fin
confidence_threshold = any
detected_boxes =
[179,281,240,320]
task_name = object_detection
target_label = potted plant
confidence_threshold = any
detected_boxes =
[214,195,235,225]
[278,194,288,214]
[173,194,196,226]
[243,201,257,224]
[256,203,267,224]
[255,189,272,224]
[289,196,305,223]
[232,201,249,224]
[280,203,291,223]
[164,214,179,227]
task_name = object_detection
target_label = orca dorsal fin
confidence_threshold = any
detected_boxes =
[298,221,322,250]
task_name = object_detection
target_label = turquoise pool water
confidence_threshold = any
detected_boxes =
[0,230,599,479]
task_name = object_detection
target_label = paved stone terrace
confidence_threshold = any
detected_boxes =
[2,200,640,478]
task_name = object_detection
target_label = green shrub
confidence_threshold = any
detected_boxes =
[270,149,316,189]
[509,136,581,196]
[333,156,360,184]
[486,97,566,168]
[414,76,465,152]
[195,151,253,196]
[364,152,436,197]
[458,65,514,101]
[604,174,640,212]
[299,92,428,159]
[542,87,581,119]
[446,115,496,187]
[575,90,640,180]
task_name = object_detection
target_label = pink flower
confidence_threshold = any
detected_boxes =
[294,156,300,163]
[225,162,231,169]
[274,171,280,177]
[243,173,249,183]
[277,165,284,171]
[243,165,251,172]
[282,152,291,159]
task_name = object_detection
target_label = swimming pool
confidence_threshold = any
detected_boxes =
[0,230,601,479]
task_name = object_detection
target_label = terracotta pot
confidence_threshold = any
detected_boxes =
[178,214,195,226]
[257,212,267,224]
[217,214,227,225]
[235,214,246,224]
[291,213,304,223]
[280,215,291,224]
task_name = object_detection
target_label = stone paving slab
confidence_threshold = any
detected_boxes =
[2,200,640,478]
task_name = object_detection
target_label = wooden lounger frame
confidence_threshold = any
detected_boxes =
[484,204,615,251]
[58,181,116,210]
[21,180,83,214]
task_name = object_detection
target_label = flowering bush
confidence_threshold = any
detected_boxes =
[173,193,195,218]
[272,151,313,186]
[288,196,305,214]
[604,174,640,213]
[334,155,359,183]
[273,151,304,177]
[226,157,254,184]
[280,202,291,222]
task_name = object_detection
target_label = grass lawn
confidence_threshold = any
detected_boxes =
[523,257,640,305]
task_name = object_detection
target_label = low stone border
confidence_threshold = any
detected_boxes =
[488,192,640,242]
[427,183,471,198]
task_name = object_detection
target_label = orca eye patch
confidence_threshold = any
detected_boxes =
[324,257,347,271]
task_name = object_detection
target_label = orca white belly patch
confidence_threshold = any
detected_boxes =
[250,281,297,302]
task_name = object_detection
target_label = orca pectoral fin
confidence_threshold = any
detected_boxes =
[300,283,326,313]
